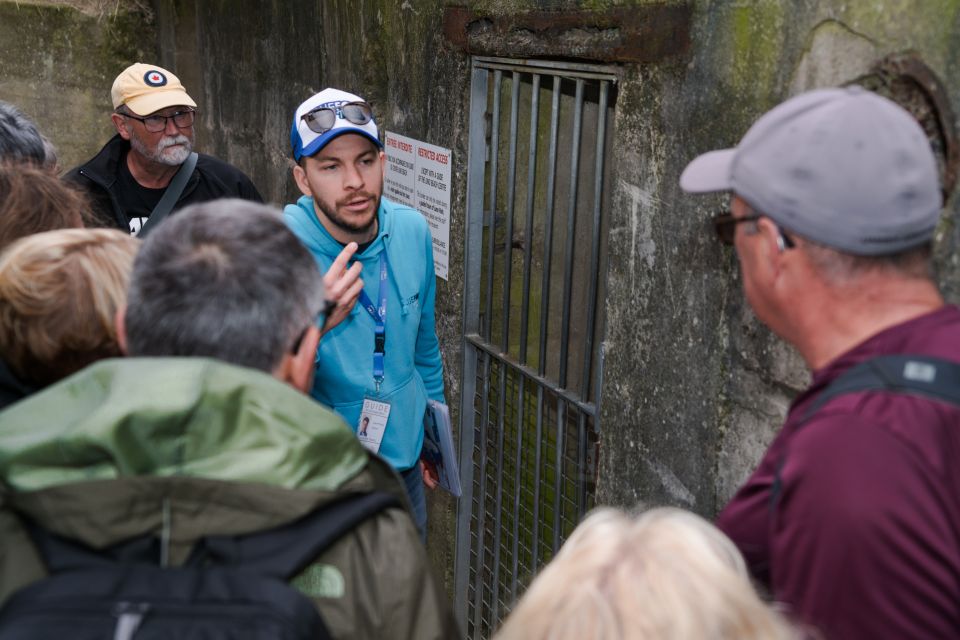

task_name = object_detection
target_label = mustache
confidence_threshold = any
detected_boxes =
[337,192,377,206]
[157,135,190,151]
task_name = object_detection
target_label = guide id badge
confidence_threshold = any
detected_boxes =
[357,397,391,453]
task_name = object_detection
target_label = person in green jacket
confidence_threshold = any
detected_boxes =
[0,199,459,640]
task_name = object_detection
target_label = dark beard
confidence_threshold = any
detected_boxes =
[316,194,380,237]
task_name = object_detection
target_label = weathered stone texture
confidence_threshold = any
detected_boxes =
[4,0,960,604]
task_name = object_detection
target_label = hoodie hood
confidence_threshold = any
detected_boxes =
[0,357,367,493]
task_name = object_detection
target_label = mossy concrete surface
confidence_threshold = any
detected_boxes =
[0,1,154,171]
[4,0,960,614]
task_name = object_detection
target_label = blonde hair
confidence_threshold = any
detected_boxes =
[0,228,139,387]
[494,507,796,640]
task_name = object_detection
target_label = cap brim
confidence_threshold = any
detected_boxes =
[300,127,383,160]
[125,89,197,116]
[679,149,736,193]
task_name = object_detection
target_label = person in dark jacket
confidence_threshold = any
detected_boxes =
[680,87,960,639]
[64,63,262,236]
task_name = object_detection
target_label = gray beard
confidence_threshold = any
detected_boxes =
[130,134,192,166]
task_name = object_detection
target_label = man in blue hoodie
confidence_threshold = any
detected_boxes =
[284,88,444,538]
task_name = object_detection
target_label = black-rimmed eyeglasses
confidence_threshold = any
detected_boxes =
[301,102,374,135]
[121,109,196,133]
[712,212,795,249]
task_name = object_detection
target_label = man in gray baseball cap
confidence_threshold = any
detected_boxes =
[681,86,960,639]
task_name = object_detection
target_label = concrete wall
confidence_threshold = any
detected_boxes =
[0,1,155,172]
[3,0,960,602]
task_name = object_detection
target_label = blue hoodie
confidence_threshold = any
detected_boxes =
[283,195,445,471]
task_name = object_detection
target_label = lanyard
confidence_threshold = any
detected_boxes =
[358,253,388,391]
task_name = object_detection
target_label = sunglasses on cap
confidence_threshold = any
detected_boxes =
[301,102,374,135]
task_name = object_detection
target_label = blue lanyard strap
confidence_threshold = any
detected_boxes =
[358,253,388,390]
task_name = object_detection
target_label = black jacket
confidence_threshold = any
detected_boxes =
[64,135,263,230]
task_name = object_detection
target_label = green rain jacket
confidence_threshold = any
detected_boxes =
[0,357,459,640]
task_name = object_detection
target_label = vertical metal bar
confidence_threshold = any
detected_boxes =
[490,363,509,625]
[473,363,496,640]
[509,374,525,601]
[580,81,609,401]
[455,62,489,631]
[519,74,541,365]
[483,71,503,343]
[470,69,502,639]
[558,79,585,389]
[577,411,587,518]
[500,72,521,352]
[511,74,540,599]
[537,77,562,377]
[490,73,519,626]
[552,395,566,554]
[577,82,609,520]
[532,383,544,571]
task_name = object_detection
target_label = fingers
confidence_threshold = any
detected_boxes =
[421,460,440,490]
[326,242,358,283]
[323,247,362,305]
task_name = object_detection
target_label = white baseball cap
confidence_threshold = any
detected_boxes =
[290,88,382,162]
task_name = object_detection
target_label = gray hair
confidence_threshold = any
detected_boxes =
[0,101,51,167]
[125,200,325,372]
[801,238,934,284]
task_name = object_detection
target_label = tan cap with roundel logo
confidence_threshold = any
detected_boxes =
[111,63,197,116]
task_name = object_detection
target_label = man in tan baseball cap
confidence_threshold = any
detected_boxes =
[65,63,262,237]
[110,62,197,116]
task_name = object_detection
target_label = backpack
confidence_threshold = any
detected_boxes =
[0,490,399,640]
[770,354,960,510]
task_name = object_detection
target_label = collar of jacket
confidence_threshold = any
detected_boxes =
[289,195,393,259]
[78,134,200,195]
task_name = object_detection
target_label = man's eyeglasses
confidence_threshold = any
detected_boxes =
[290,299,338,354]
[712,212,795,249]
[121,109,196,133]
[302,102,374,135]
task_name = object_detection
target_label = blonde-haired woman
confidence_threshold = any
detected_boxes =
[0,228,138,409]
[494,507,797,640]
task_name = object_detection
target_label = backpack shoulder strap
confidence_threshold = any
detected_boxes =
[803,354,960,420]
[770,354,960,514]
[191,491,401,579]
[138,151,198,238]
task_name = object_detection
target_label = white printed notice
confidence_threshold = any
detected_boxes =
[384,131,451,280]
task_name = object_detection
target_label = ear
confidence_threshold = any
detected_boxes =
[755,218,786,262]
[111,113,132,141]
[114,305,129,355]
[379,149,386,181]
[292,161,313,197]
[279,325,321,393]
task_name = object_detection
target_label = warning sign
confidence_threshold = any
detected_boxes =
[384,131,451,280]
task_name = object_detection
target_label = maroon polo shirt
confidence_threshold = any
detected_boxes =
[717,305,960,639]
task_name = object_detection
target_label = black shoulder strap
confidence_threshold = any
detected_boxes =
[803,355,960,420]
[138,151,198,238]
[190,491,401,579]
[770,355,960,514]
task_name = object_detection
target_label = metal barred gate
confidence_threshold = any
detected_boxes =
[454,56,617,638]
